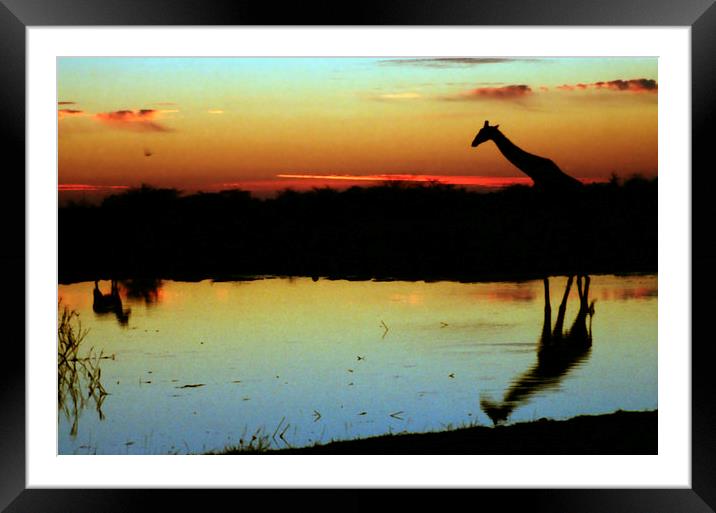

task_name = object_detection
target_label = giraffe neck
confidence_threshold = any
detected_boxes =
[490,130,546,183]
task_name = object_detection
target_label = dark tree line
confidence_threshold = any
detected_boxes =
[58,177,657,283]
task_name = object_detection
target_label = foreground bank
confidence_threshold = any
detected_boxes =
[212,410,657,455]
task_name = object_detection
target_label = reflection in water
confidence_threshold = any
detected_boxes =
[599,286,658,301]
[480,275,595,425]
[58,305,110,437]
[57,275,656,454]
[93,280,131,325]
[121,277,163,306]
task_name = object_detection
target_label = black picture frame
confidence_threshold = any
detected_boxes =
[2,0,714,511]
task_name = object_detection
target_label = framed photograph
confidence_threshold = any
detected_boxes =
[3,0,714,511]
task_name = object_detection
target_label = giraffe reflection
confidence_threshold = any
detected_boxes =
[92,280,131,325]
[480,275,596,425]
[122,277,163,306]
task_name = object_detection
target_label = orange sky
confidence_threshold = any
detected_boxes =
[58,57,657,198]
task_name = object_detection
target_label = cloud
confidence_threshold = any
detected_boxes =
[371,92,424,101]
[94,109,173,132]
[276,174,603,188]
[380,58,535,68]
[58,109,85,119]
[59,184,129,192]
[207,109,224,114]
[446,84,533,101]
[58,101,76,105]
[556,78,657,93]
[277,173,536,187]
[556,83,589,91]
[594,78,657,92]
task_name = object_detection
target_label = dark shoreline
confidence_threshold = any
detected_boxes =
[58,269,657,286]
[213,410,657,455]
[59,180,657,284]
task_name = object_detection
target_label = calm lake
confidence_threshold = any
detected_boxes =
[57,274,657,454]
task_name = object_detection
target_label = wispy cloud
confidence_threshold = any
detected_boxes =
[555,83,589,91]
[277,173,603,188]
[58,109,85,119]
[207,109,224,114]
[58,101,76,105]
[380,58,535,68]
[277,173,535,187]
[58,184,130,192]
[445,84,533,101]
[94,109,173,132]
[370,92,424,101]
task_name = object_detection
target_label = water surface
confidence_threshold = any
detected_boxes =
[57,274,657,454]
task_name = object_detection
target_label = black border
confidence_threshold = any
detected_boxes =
[2,1,714,511]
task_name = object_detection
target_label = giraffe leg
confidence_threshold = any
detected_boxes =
[542,278,552,342]
[552,276,573,338]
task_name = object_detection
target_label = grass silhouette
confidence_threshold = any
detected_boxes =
[58,303,112,437]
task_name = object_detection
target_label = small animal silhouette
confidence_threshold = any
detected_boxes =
[472,121,583,192]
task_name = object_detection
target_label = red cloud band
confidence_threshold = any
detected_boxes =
[58,184,129,192]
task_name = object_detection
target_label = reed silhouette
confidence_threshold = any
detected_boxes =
[480,275,595,425]
[93,280,131,325]
[58,305,109,437]
[472,120,583,192]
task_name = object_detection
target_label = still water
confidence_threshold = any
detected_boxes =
[58,274,657,454]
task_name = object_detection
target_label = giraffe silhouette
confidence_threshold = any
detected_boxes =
[480,275,596,425]
[92,280,131,326]
[471,121,583,192]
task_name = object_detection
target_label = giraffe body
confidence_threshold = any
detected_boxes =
[472,121,583,192]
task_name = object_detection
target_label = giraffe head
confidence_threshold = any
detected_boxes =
[471,120,500,147]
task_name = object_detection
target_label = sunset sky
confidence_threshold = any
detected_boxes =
[58,57,657,198]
